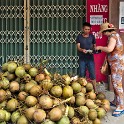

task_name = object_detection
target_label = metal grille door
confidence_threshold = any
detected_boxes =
[0,0,86,75]
[0,0,24,64]
[30,0,86,74]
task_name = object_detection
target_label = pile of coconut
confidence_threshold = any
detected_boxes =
[0,61,110,124]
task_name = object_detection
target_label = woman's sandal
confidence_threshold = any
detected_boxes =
[110,102,116,107]
[112,109,124,117]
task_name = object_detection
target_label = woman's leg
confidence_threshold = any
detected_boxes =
[111,62,124,109]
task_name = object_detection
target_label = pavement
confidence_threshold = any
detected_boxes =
[101,91,124,124]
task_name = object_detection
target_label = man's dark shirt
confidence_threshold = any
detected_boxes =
[76,34,96,60]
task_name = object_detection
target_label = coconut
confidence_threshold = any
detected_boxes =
[35,74,45,82]
[62,86,73,99]
[6,98,19,112]
[40,79,53,91]
[76,92,85,97]
[1,78,10,90]
[88,109,97,121]
[78,78,87,86]
[68,107,75,119]
[29,85,41,96]
[30,80,37,84]
[29,67,38,77]
[9,81,20,92]
[23,74,31,82]
[6,90,11,99]
[0,89,6,103]
[97,107,106,119]
[68,96,75,104]
[57,116,70,124]
[2,62,8,72]
[97,93,106,100]
[15,66,26,78]
[58,104,66,115]
[25,96,37,107]
[0,109,6,122]
[4,110,11,122]
[86,99,95,109]
[71,81,81,93]
[19,83,25,91]
[62,75,71,85]
[81,86,86,94]
[49,107,62,121]
[87,92,96,100]
[7,72,16,81]
[45,75,51,80]
[102,104,110,112]
[50,85,62,97]
[17,115,28,124]
[0,101,7,109]
[93,118,101,124]
[33,109,46,123]
[78,106,89,117]
[25,82,36,92]
[53,99,60,106]
[0,122,6,124]
[95,99,102,105]
[39,95,53,109]
[7,62,17,73]
[14,78,20,83]
[18,91,28,101]
[71,117,80,124]
[11,111,21,123]
[86,83,93,92]
[102,99,110,105]
[23,64,31,71]
[75,95,85,106]
[41,119,55,124]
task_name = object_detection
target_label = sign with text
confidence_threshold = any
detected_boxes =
[87,0,109,82]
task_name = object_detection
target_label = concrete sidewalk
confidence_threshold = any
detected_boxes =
[101,91,124,124]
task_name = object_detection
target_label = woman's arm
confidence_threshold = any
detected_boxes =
[96,37,116,53]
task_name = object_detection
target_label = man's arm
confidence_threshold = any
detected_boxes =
[77,43,87,53]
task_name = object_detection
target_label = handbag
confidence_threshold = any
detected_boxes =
[100,57,111,75]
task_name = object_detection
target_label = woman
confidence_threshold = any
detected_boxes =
[96,22,124,117]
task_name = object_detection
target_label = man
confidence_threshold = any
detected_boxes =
[76,22,97,93]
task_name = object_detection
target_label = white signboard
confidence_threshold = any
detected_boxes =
[90,15,103,25]
[119,1,124,32]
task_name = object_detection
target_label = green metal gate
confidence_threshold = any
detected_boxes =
[0,0,24,64]
[0,0,86,75]
[30,0,86,74]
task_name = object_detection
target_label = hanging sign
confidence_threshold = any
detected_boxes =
[87,0,109,82]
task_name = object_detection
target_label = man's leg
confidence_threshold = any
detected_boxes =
[79,59,86,78]
[87,60,97,93]
[91,79,97,93]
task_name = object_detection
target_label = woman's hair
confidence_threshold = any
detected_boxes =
[103,29,115,33]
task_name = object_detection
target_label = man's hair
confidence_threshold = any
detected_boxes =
[83,22,91,28]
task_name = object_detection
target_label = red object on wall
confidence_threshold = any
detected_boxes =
[86,0,109,82]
